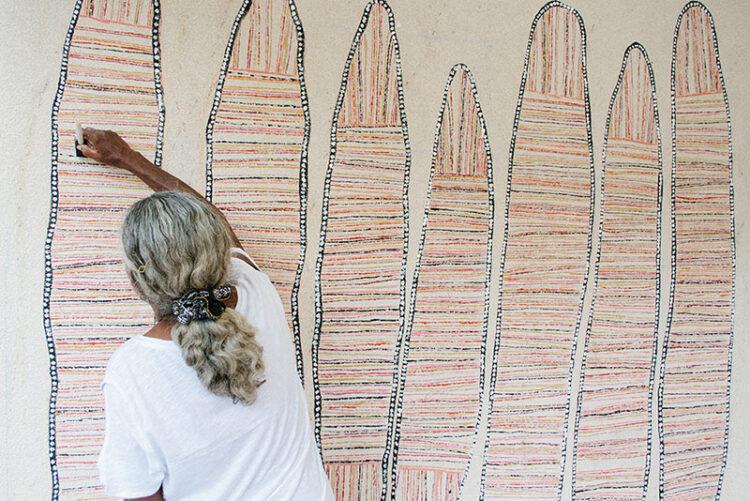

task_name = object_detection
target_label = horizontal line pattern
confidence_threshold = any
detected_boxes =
[314,3,409,500]
[393,66,493,501]
[318,126,406,499]
[573,45,661,501]
[660,4,734,500]
[484,4,593,499]
[47,3,161,499]
[207,0,306,380]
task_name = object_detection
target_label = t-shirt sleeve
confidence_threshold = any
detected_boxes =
[98,381,165,498]
[228,247,292,339]
[229,246,260,270]
[228,246,265,293]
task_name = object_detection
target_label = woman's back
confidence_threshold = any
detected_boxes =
[98,250,333,500]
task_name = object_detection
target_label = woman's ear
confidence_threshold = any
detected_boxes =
[127,269,138,289]
[126,268,160,320]
[126,269,146,299]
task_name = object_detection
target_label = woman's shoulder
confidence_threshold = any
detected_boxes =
[228,247,273,290]
[103,336,177,386]
[229,247,260,270]
[102,338,139,389]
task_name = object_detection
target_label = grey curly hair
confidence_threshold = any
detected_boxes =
[121,191,265,404]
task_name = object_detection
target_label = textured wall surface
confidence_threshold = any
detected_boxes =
[1,0,748,500]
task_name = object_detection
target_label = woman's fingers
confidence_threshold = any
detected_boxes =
[78,128,132,167]
[77,127,107,162]
[76,143,103,162]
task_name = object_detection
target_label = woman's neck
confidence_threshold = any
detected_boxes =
[145,317,175,340]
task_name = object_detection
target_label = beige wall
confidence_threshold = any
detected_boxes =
[1,0,747,498]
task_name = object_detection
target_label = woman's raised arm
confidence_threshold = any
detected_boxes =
[78,128,243,250]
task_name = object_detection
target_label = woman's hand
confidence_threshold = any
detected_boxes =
[77,128,138,170]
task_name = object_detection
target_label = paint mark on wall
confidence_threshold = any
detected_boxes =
[482,2,595,499]
[390,64,494,501]
[572,43,662,501]
[205,0,309,382]
[659,3,735,499]
[43,0,164,498]
[312,1,410,499]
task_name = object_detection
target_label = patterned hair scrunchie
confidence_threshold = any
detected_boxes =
[172,285,232,325]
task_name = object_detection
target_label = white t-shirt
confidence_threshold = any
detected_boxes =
[97,248,333,500]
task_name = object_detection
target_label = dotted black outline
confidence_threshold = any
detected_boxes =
[479,2,596,499]
[657,3,735,499]
[570,42,663,501]
[203,0,310,384]
[386,63,495,501]
[43,1,164,498]
[310,1,411,499]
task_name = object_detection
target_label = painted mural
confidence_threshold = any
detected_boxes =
[391,64,494,501]
[572,43,662,501]
[44,0,163,498]
[312,1,410,499]
[42,0,736,499]
[659,3,734,500]
[483,3,595,499]
[205,0,309,382]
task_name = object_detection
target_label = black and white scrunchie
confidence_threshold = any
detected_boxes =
[172,285,232,325]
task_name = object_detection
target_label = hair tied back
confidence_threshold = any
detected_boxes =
[172,285,232,325]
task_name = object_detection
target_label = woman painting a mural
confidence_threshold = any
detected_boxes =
[76,128,334,501]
